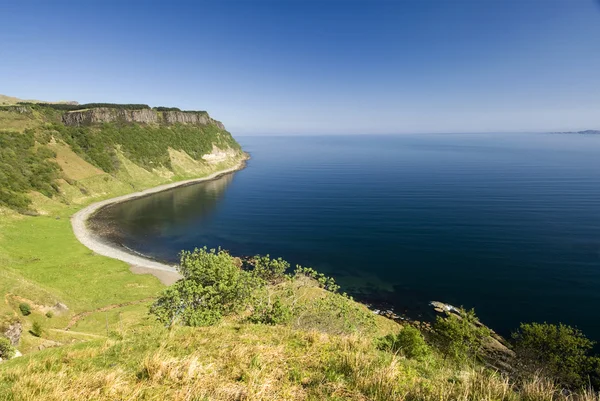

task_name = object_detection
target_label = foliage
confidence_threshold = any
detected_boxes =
[0,131,60,211]
[433,308,490,363]
[512,322,599,389]
[150,248,263,327]
[18,303,31,316]
[293,266,340,292]
[377,325,431,360]
[30,321,42,337]
[48,121,239,172]
[248,255,290,283]
[153,107,181,112]
[0,337,15,360]
[18,102,151,111]
[45,311,53,318]
[293,292,376,335]
[247,296,292,325]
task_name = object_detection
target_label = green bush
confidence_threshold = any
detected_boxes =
[0,131,60,211]
[249,255,290,283]
[30,321,42,337]
[512,322,599,388]
[45,311,53,318]
[248,296,291,325]
[150,248,263,327]
[294,266,340,293]
[293,292,375,335]
[0,337,15,360]
[433,308,490,364]
[18,303,31,316]
[378,325,431,360]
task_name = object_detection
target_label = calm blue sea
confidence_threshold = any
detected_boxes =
[93,133,600,339]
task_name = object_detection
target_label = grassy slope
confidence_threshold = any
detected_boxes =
[0,108,245,355]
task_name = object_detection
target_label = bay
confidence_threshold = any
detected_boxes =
[92,133,600,339]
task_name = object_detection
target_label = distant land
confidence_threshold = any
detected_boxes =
[0,94,77,106]
[555,129,600,135]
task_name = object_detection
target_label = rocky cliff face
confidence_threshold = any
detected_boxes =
[62,108,225,130]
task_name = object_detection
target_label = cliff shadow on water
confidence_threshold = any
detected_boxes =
[89,173,235,262]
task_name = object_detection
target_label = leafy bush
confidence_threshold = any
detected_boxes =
[45,311,53,318]
[293,292,375,335]
[248,296,292,325]
[153,107,182,112]
[0,337,15,360]
[150,248,263,327]
[249,255,290,283]
[18,303,31,316]
[512,322,599,388]
[433,308,490,364]
[378,325,431,360]
[0,131,60,211]
[294,266,340,292]
[30,321,42,337]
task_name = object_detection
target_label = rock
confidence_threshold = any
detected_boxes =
[3,322,22,346]
[52,302,69,314]
[38,339,61,351]
[62,108,226,129]
[429,301,461,315]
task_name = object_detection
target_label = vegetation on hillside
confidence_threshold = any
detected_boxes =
[48,122,240,172]
[0,130,60,211]
[0,102,241,212]
[142,248,600,399]
[17,102,152,111]
[3,247,600,400]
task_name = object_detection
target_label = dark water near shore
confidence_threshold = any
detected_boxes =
[93,134,600,339]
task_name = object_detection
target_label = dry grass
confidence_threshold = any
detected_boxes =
[2,323,599,401]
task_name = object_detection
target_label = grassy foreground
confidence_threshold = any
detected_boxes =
[2,307,599,400]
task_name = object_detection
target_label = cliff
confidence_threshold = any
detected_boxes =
[62,108,226,129]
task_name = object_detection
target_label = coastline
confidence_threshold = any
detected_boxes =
[70,154,249,278]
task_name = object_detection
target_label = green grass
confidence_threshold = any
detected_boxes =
[3,319,599,401]
[0,128,245,354]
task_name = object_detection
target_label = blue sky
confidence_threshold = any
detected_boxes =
[1,0,599,134]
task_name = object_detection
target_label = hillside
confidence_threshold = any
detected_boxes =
[0,94,77,106]
[0,99,245,358]
[0,99,599,401]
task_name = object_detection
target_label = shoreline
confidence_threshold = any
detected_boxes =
[70,155,249,277]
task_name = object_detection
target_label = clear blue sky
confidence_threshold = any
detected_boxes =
[1,0,599,134]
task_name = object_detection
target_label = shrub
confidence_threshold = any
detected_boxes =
[248,297,291,325]
[433,308,490,364]
[293,292,375,335]
[512,322,599,389]
[150,247,263,327]
[30,321,42,337]
[249,255,290,283]
[45,311,53,318]
[0,337,15,360]
[378,325,431,360]
[18,303,31,316]
[294,266,340,292]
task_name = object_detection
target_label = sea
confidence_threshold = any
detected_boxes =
[91,133,600,340]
